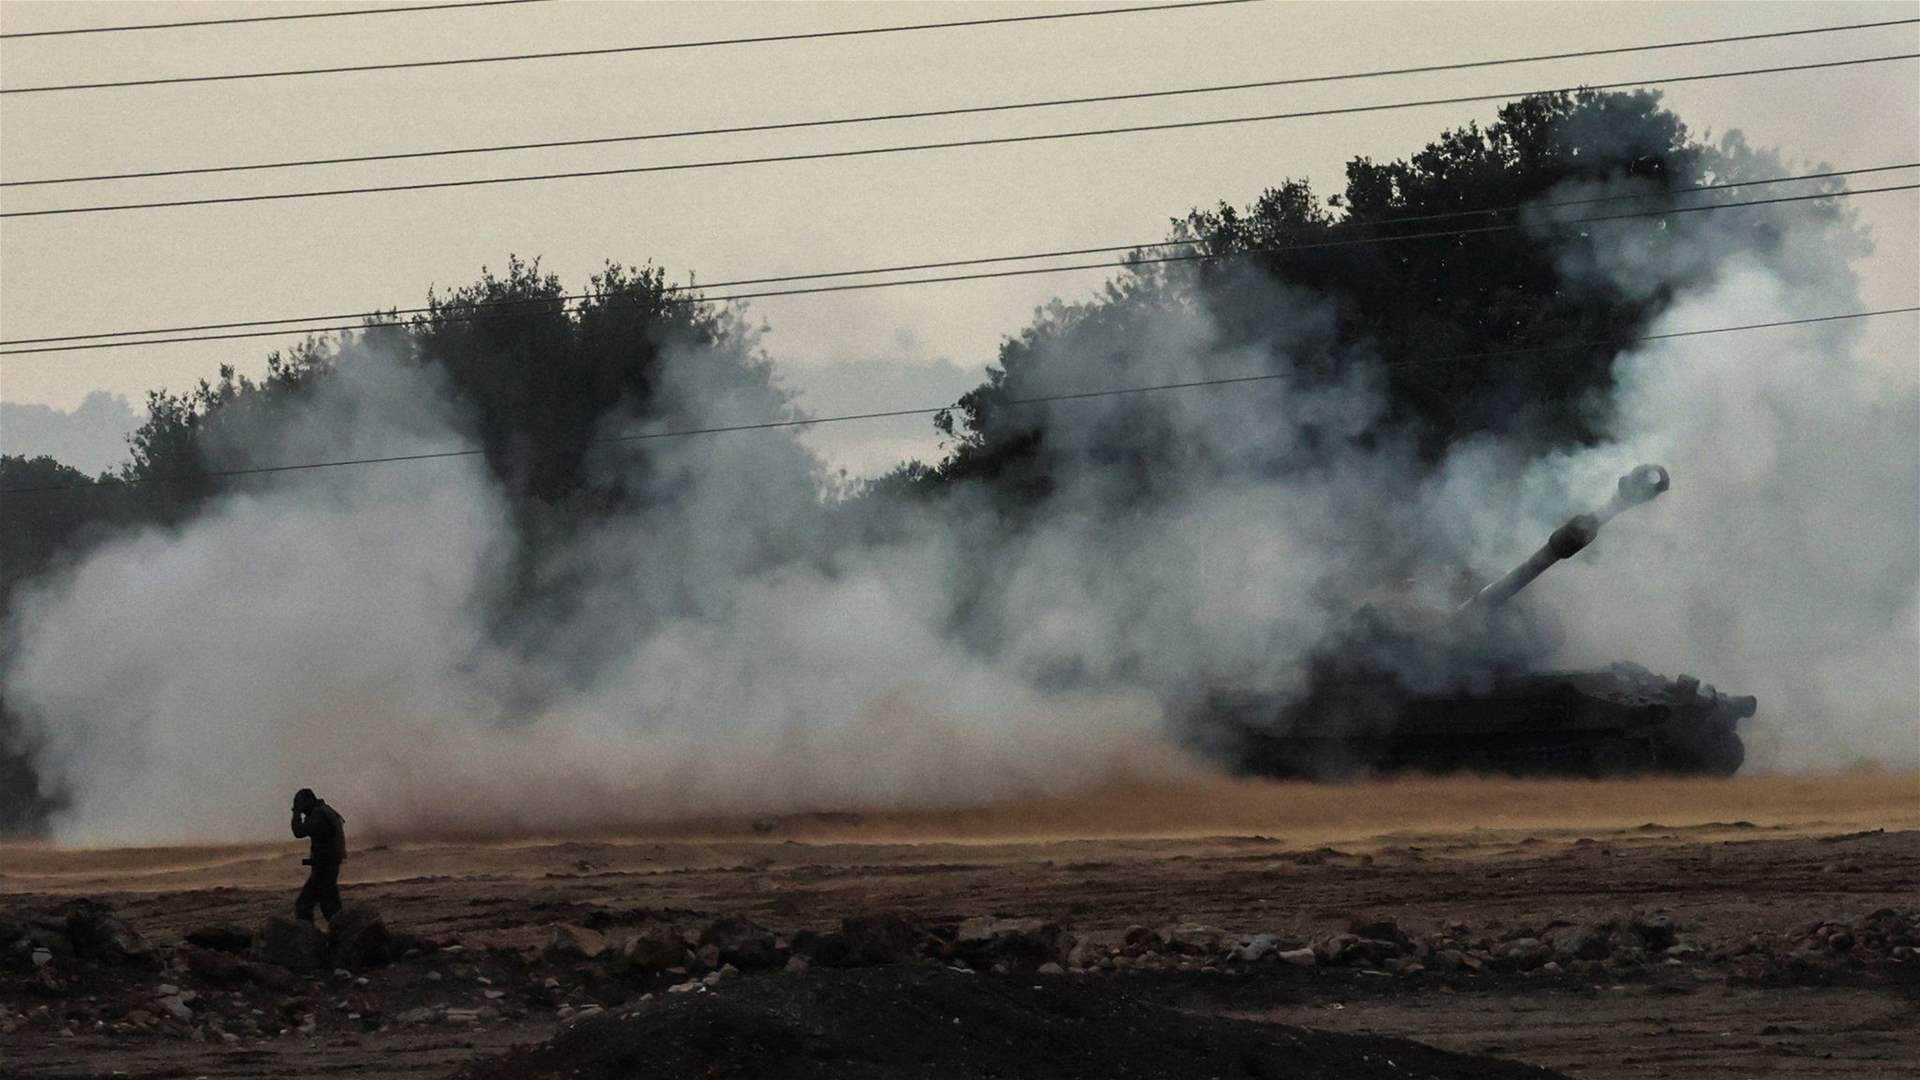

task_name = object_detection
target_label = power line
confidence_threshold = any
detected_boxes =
[6,52,1912,220]
[7,162,1907,349]
[10,18,1915,188]
[3,178,1911,356]
[5,307,1913,496]
[0,0,547,40]
[0,0,1257,94]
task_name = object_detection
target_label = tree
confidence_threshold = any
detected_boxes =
[928,90,1735,491]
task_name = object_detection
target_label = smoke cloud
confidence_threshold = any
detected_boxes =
[5,139,1914,846]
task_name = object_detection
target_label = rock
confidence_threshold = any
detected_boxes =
[1161,923,1232,956]
[547,924,608,961]
[252,917,328,971]
[700,915,779,969]
[956,917,1061,967]
[185,925,254,954]
[1036,962,1065,975]
[158,995,195,1023]
[30,947,51,968]
[1065,936,1113,969]
[1276,946,1318,967]
[183,947,253,987]
[62,900,157,966]
[329,907,394,970]
[1122,925,1163,954]
[785,954,811,974]
[1548,923,1613,961]
[1231,934,1278,963]
[1499,937,1553,971]
[1347,918,1410,946]
[834,913,922,966]
[1628,913,1679,951]
[621,926,690,972]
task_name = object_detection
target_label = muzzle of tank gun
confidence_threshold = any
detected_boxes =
[1458,464,1670,616]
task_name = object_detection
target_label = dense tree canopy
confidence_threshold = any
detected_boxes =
[924,90,1759,497]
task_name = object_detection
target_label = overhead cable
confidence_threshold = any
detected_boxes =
[5,307,1914,496]
[8,18,1916,186]
[0,0,1257,93]
[6,161,1909,349]
[5,52,1912,220]
[3,179,1911,357]
[0,1,547,40]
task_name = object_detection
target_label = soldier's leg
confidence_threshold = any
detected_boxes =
[318,863,343,921]
[294,868,320,922]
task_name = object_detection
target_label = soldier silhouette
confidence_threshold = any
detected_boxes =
[289,788,346,924]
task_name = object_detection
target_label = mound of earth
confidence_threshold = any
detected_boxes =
[453,966,1565,1080]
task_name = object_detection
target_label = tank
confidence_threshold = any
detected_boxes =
[1204,464,1755,778]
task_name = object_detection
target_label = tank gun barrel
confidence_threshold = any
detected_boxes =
[1458,464,1669,616]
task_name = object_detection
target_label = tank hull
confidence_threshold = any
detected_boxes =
[1206,662,1752,779]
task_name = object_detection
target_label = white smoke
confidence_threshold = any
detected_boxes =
[5,138,1914,846]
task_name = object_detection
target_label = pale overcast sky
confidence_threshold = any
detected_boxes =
[1,0,1915,474]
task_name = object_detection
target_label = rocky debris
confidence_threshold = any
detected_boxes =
[252,916,329,971]
[814,912,922,967]
[448,966,1568,1080]
[184,925,253,954]
[547,924,609,961]
[181,945,299,991]
[700,915,779,970]
[617,925,690,973]
[61,900,158,966]
[1728,907,1920,982]
[328,906,394,970]
[954,916,1061,967]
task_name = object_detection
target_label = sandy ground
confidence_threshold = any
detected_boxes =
[3,771,1917,1078]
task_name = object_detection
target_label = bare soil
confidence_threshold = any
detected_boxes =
[3,772,1916,1079]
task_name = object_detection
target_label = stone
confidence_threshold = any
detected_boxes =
[620,926,690,972]
[955,917,1060,967]
[1500,938,1553,971]
[785,955,811,974]
[329,907,394,970]
[1347,918,1409,946]
[158,996,195,1023]
[1161,923,1232,956]
[1036,962,1065,975]
[1231,934,1278,963]
[252,917,328,971]
[1065,938,1109,968]
[185,925,254,954]
[62,900,157,966]
[1277,947,1318,967]
[546,924,608,961]
[30,947,52,968]
[701,915,779,969]
[1548,923,1613,961]
[1628,913,1679,951]
[834,913,921,966]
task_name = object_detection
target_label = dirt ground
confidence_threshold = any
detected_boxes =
[3,771,1916,1079]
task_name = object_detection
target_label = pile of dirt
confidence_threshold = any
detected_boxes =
[452,966,1566,1080]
